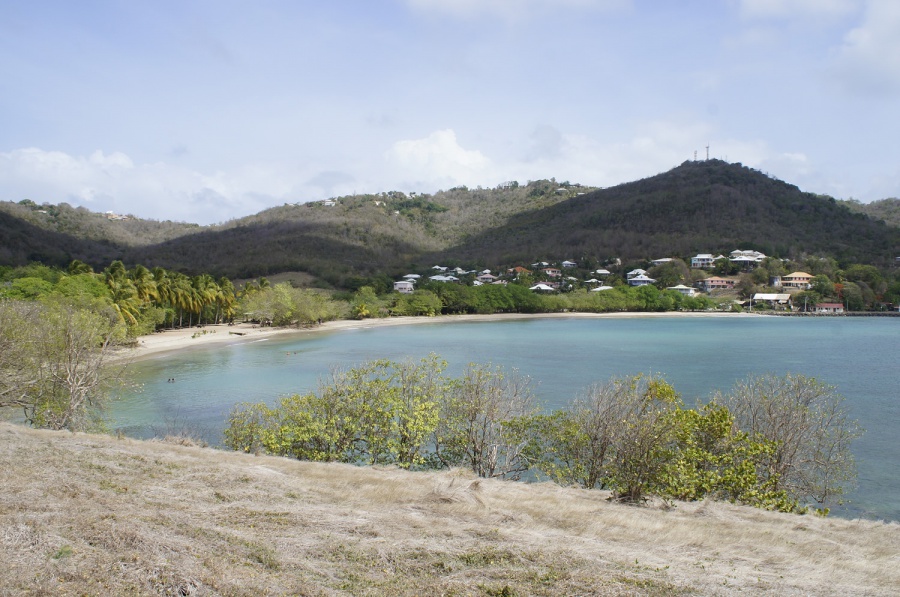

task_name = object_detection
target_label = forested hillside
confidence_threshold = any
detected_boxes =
[432,160,899,269]
[2,161,897,287]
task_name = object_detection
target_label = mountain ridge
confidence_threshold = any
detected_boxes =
[2,161,896,285]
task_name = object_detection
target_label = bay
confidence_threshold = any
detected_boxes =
[110,315,900,521]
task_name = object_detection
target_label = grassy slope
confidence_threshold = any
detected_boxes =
[2,423,898,596]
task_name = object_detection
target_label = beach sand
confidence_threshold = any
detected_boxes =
[114,311,751,363]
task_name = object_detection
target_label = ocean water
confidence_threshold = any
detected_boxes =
[109,315,900,521]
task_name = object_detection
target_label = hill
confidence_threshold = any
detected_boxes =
[433,160,899,268]
[842,197,900,229]
[0,200,201,269]
[1,422,897,596]
[2,162,897,285]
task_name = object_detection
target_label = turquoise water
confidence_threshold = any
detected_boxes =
[110,316,900,521]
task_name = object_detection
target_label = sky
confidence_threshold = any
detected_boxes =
[1,0,899,225]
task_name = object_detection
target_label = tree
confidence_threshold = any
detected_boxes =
[605,375,681,502]
[525,379,633,489]
[716,374,862,510]
[660,403,794,511]
[432,363,537,479]
[810,274,835,298]
[0,299,128,431]
[225,357,446,468]
[648,259,690,288]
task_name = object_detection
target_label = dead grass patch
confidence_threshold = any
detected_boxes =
[1,421,898,595]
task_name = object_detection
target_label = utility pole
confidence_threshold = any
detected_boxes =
[706,144,710,160]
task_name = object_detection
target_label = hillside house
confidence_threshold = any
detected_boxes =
[691,254,725,269]
[667,284,697,297]
[476,273,498,284]
[628,274,656,287]
[561,260,578,268]
[696,277,736,292]
[507,266,532,278]
[590,285,615,292]
[651,258,674,266]
[782,272,813,290]
[595,269,611,276]
[626,269,647,279]
[730,250,766,270]
[428,275,459,283]
[542,268,562,278]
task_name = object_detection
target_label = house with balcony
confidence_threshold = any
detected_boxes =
[696,277,736,292]
[691,254,725,269]
[782,272,813,290]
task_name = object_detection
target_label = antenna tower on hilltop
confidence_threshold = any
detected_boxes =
[706,144,710,160]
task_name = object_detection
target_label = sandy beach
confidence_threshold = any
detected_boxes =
[114,311,752,363]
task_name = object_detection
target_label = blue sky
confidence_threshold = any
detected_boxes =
[2,0,899,224]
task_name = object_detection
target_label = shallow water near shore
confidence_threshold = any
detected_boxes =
[110,315,900,521]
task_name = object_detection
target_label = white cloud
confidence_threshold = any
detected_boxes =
[385,129,491,188]
[0,148,298,225]
[740,0,861,20]
[406,0,629,21]
[831,0,900,94]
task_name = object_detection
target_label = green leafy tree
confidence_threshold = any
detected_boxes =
[605,375,681,503]
[660,403,795,511]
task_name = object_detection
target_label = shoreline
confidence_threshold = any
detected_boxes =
[113,310,759,363]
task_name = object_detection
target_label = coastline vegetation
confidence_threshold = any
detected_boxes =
[225,356,861,516]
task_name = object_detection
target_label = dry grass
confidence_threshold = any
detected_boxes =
[1,422,898,596]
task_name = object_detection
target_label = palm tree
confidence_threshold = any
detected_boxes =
[103,262,141,328]
[129,264,158,305]
[216,277,237,323]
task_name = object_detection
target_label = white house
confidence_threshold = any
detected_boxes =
[476,273,498,284]
[590,285,615,292]
[595,269,611,276]
[428,275,459,283]
[628,274,656,287]
[691,254,725,269]
[402,274,421,280]
[651,258,674,266]
[530,283,556,292]
[667,284,697,297]
[561,260,578,268]
[394,280,414,294]
[626,269,647,279]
